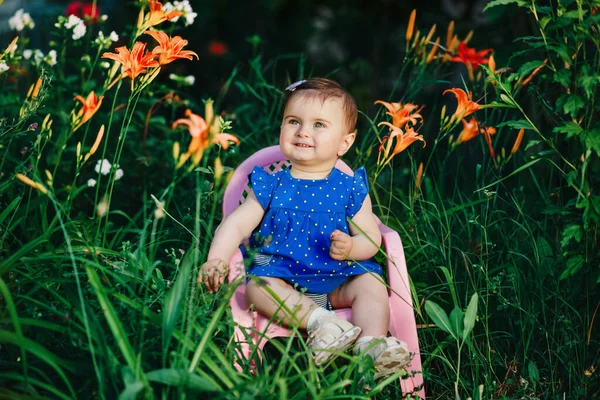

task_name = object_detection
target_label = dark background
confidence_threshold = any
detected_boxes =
[0,0,531,112]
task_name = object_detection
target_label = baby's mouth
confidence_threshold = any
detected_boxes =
[294,143,313,148]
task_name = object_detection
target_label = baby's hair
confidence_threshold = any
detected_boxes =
[283,78,358,133]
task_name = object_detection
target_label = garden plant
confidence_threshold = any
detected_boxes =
[0,0,598,399]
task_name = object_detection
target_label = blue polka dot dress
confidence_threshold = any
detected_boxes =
[245,165,382,294]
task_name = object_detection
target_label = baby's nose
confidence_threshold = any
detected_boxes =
[295,126,309,137]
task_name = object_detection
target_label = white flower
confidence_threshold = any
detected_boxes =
[65,15,82,29]
[46,50,57,66]
[101,15,108,22]
[87,179,97,187]
[100,61,111,69]
[95,159,112,175]
[169,73,195,86]
[72,23,87,40]
[164,1,197,26]
[9,9,35,32]
[23,49,33,59]
[115,169,124,180]
[184,75,195,85]
[109,31,119,42]
[0,61,9,73]
[33,49,44,64]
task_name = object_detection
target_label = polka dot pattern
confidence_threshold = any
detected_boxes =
[245,165,382,294]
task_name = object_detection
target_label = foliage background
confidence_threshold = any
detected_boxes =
[0,0,598,399]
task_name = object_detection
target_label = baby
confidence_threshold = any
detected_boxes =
[199,78,411,379]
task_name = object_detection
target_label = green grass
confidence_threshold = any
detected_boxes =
[1,1,599,398]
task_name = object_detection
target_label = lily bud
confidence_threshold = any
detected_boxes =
[406,9,417,42]
[31,76,43,100]
[4,36,18,55]
[172,141,180,162]
[488,54,496,73]
[510,129,525,155]
[15,173,48,195]
[426,38,439,63]
[214,157,224,180]
[204,99,214,127]
[446,21,454,50]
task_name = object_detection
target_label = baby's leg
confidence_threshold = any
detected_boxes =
[245,277,319,329]
[329,273,389,337]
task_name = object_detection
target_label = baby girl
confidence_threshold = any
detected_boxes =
[199,78,411,379]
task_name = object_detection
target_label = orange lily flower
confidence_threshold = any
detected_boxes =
[143,0,183,28]
[377,121,426,166]
[212,133,240,150]
[455,118,497,145]
[73,91,103,131]
[145,30,199,65]
[443,88,480,123]
[173,109,209,155]
[455,117,479,144]
[451,42,492,69]
[102,42,159,80]
[374,100,423,129]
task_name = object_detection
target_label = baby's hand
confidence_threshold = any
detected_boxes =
[329,229,353,260]
[198,259,229,294]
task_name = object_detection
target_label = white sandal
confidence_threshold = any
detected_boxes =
[307,317,362,366]
[372,336,412,379]
[354,336,412,380]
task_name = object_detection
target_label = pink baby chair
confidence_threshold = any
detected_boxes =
[223,146,425,398]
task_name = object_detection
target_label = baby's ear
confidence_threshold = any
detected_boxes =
[337,131,356,157]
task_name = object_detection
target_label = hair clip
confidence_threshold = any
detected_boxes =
[285,80,307,92]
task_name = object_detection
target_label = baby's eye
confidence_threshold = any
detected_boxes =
[288,119,300,125]
[314,122,325,128]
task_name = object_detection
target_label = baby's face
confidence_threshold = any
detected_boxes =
[280,91,355,172]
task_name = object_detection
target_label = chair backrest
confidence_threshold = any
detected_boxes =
[223,146,354,217]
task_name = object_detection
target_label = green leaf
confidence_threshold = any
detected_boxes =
[86,266,138,372]
[463,293,478,338]
[562,10,581,19]
[578,65,600,100]
[525,140,542,151]
[553,121,583,138]
[561,224,583,248]
[563,94,585,118]
[449,308,464,339]
[516,60,547,77]
[553,69,572,87]
[537,236,553,259]
[0,196,21,226]
[146,369,220,392]
[528,361,540,383]
[485,101,516,109]
[497,120,534,130]
[482,0,526,12]
[477,158,543,191]
[559,255,585,280]
[425,300,456,339]
[547,44,571,63]
[540,15,552,30]
[162,245,194,351]
[583,129,600,157]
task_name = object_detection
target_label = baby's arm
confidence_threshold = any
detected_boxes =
[329,194,382,261]
[199,191,265,293]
